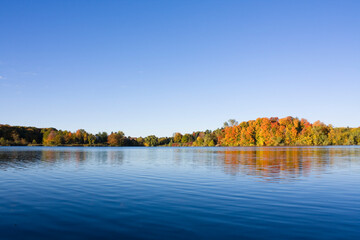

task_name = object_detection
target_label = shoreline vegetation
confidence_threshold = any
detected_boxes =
[1,117,360,147]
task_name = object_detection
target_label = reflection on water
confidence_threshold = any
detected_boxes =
[163,146,360,180]
[218,147,360,180]
[0,147,125,170]
[0,147,359,181]
[0,146,360,240]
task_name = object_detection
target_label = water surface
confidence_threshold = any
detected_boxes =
[0,146,359,239]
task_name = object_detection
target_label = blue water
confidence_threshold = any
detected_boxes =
[0,146,359,239]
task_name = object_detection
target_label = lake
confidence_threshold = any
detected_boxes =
[0,146,359,239]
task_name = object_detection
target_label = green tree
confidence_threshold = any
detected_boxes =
[181,134,193,143]
[0,137,7,146]
[224,119,238,127]
[144,135,158,147]
[208,140,215,147]
[87,135,96,145]
[136,137,144,146]
[96,132,108,144]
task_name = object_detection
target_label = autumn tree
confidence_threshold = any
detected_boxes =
[108,131,125,146]
[173,133,183,143]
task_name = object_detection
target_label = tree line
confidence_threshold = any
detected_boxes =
[1,117,360,147]
[220,117,360,146]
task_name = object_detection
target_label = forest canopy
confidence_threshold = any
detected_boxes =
[1,117,359,147]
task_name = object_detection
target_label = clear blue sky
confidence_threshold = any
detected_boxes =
[1,0,359,137]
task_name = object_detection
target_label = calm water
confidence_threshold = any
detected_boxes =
[0,146,359,240]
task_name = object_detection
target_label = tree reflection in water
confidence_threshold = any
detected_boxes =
[0,146,359,181]
[218,147,360,180]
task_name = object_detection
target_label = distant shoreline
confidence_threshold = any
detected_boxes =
[1,145,359,148]
[1,116,360,147]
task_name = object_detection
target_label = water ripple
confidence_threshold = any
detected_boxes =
[0,146,359,239]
